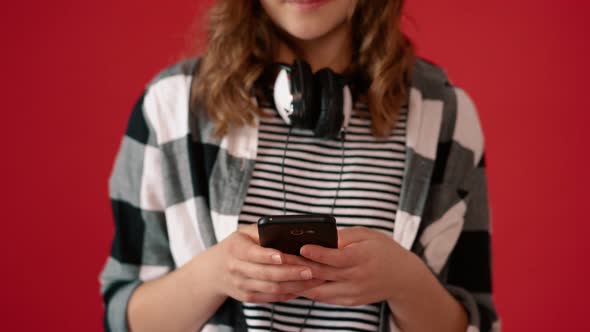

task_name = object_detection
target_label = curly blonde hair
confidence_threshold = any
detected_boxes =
[192,0,414,137]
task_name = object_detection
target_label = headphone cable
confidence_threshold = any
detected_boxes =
[281,126,293,215]
[270,128,347,332]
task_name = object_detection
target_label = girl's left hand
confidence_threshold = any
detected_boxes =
[296,226,423,306]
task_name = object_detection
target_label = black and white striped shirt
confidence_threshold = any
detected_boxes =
[238,103,408,332]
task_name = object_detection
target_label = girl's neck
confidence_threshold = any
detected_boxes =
[274,21,353,74]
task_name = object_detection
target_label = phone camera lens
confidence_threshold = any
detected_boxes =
[290,229,304,236]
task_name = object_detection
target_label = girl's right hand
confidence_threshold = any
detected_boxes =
[210,224,324,303]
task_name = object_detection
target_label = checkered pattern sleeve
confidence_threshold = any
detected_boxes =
[428,88,500,332]
[443,150,500,332]
[99,92,174,332]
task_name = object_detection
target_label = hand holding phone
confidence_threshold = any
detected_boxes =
[257,214,338,256]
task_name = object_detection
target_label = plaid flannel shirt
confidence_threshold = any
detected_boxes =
[99,57,501,332]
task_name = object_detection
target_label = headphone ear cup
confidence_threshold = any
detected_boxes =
[314,68,344,139]
[273,66,294,125]
[290,59,317,129]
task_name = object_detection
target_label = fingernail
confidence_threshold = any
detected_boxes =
[300,269,312,280]
[300,247,308,257]
[271,254,282,264]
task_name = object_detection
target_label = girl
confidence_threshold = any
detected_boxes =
[100,1,500,331]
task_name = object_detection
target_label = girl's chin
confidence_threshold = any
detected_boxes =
[279,18,346,41]
[284,28,328,41]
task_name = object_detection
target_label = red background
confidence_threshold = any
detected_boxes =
[2,0,589,330]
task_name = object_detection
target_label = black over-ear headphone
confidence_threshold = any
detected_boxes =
[271,59,353,139]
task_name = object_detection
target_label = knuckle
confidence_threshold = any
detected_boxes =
[338,270,350,280]
[268,282,282,294]
[289,282,305,293]
[227,260,239,274]
[309,268,322,280]
[314,251,326,261]
[257,271,271,282]
[315,268,331,281]
[325,271,338,281]
[235,278,247,291]
[227,258,243,275]
[341,268,354,279]
[289,268,303,281]
[261,268,274,281]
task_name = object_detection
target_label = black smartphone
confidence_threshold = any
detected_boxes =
[257,214,338,256]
